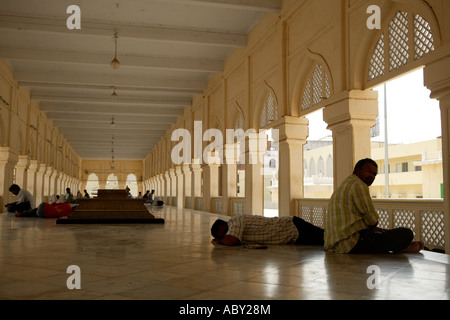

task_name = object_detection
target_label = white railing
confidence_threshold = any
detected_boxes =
[181,194,445,252]
[295,198,445,252]
[230,197,246,215]
[194,197,203,211]
[211,197,222,214]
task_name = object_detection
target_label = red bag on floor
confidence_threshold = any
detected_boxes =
[44,202,73,218]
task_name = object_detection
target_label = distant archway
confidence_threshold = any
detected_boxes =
[85,173,100,197]
[126,173,138,197]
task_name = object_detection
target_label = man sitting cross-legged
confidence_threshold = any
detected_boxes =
[324,158,424,254]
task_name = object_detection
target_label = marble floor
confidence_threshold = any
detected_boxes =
[1,205,449,301]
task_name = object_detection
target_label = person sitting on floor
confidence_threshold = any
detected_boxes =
[324,158,424,254]
[4,184,35,216]
[63,188,78,204]
[211,214,324,247]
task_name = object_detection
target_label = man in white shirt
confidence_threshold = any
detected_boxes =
[5,184,35,216]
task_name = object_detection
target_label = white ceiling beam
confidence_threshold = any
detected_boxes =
[72,147,154,154]
[32,94,192,108]
[20,82,200,94]
[53,120,171,131]
[0,47,223,73]
[39,103,184,117]
[15,71,206,91]
[58,127,167,136]
[64,132,163,140]
[155,0,281,12]
[70,142,159,148]
[47,113,178,124]
[0,14,246,48]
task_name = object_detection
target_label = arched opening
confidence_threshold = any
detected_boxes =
[370,68,442,200]
[85,173,99,197]
[259,91,279,218]
[262,128,278,217]
[106,173,119,190]
[303,109,333,198]
[126,173,138,197]
[235,110,245,198]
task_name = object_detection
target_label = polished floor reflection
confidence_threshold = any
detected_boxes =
[1,205,449,300]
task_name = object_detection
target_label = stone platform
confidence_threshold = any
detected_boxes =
[56,189,164,224]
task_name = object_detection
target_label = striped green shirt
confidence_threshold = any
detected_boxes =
[324,174,379,253]
[226,215,299,245]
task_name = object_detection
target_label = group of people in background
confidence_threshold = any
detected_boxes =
[4,184,74,218]
[5,185,164,218]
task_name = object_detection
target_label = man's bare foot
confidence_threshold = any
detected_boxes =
[400,241,424,253]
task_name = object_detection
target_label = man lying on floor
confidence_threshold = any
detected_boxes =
[15,201,73,218]
[211,215,324,247]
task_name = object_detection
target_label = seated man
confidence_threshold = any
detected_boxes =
[324,158,424,254]
[211,215,324,247]
[5,184,35,215]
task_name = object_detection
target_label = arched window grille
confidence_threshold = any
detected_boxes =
[260,92,278,129]
[301,65,331,113]
[368,11,435,81]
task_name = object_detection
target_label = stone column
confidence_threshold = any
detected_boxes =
[424,56,450,254]
[174,166,184,209]
[51,170,60,196]
[272,116,309,217]
[168,168,176,205]
[26,160,39,199]
[323,90,378,188]
[57,171,64,195]
[163,171,170,202]
[201,152,220,212]
[156,174,162,196]
[244,131,265,216]
[222,144,238,216]
[181,164,192,208]
[43,166,53,201]
[190,161,202,209]
[0,147,18,209]
[35,164,46,205]
[15,155,30,190]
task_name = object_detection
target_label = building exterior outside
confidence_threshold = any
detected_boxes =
[303,138,443,199]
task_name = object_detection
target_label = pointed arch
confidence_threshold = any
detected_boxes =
[308,157,316,177]
[258,81,279,129]
[326,154,333,178]
[234,101,245,131]
[363,1,441,88]
[294,50,334,117]
[318,156,325,178]
[0,108,7,147]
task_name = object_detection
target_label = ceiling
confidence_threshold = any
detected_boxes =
[0,0,281,160]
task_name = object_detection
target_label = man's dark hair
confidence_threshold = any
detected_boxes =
[9,184,20,192]
[354,158,378,171]
[211,219,228,238]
